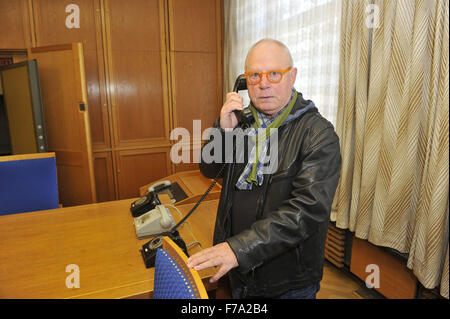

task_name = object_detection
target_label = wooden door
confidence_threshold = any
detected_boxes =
[28,43,97,206]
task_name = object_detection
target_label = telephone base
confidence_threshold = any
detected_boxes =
[134,205,175,239]
[140,231,188,268]
[140,236,163,268]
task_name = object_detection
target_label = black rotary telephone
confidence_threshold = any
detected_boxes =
[232,74,254,128]
[130,191,161,218]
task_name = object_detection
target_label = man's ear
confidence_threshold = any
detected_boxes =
[290,67,298,85]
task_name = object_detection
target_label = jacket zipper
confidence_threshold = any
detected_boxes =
[255,175,273,220]
[220,162,235,231]
[295,246,301,263]
[243,286,248,298]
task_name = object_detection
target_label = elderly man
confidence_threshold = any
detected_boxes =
[187,39,341,299]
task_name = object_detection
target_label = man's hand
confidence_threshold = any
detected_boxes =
[220,92,244,130]
[187,242,239,283]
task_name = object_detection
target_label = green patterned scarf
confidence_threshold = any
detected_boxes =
[245,91,298,185]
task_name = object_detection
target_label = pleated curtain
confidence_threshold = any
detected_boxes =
[333,0,449,296]
[441,243,448,298]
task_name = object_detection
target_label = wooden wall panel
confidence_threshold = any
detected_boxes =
[0,0,32,49]
[169,0,223,135]
[174,163,200,173]
[32,0,97,50]
[172,52,219,134]
[106,0,170,147]
[116,148,172,200]
[107,0,162,52]
[169,0,217,52]
[84,49,109,148]
[112,51,166,141]
[93,151,116,202]
[173,143,201,173]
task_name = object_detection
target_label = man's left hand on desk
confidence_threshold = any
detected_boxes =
[187,242,238,283]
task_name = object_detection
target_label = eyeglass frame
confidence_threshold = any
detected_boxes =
[244,66,293,85]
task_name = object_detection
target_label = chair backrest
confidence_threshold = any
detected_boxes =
[153,236,208,299]
[0,152,59,215]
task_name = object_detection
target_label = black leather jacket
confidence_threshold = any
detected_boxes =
[199,92,341,298]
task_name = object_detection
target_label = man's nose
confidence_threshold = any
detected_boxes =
[258,74,271,89]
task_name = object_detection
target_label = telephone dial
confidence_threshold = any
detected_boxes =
[232,74,254,127]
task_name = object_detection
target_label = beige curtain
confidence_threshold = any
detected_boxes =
[333,0,449,296]
[441,243,449,298]
[223,0,342,125]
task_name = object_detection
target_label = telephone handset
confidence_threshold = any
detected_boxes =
[148,180,171,192]
[232,74,254,127]
[130,180,172,218]
[130,191,161,218]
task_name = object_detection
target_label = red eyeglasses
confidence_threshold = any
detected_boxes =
[244,67,292,85]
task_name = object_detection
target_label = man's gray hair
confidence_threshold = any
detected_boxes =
[245,38,294,68]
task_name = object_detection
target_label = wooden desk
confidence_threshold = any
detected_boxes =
[0,198,219,299]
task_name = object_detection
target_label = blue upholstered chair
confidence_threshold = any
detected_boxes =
[0,153,59,215]
[153,236,208,299]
